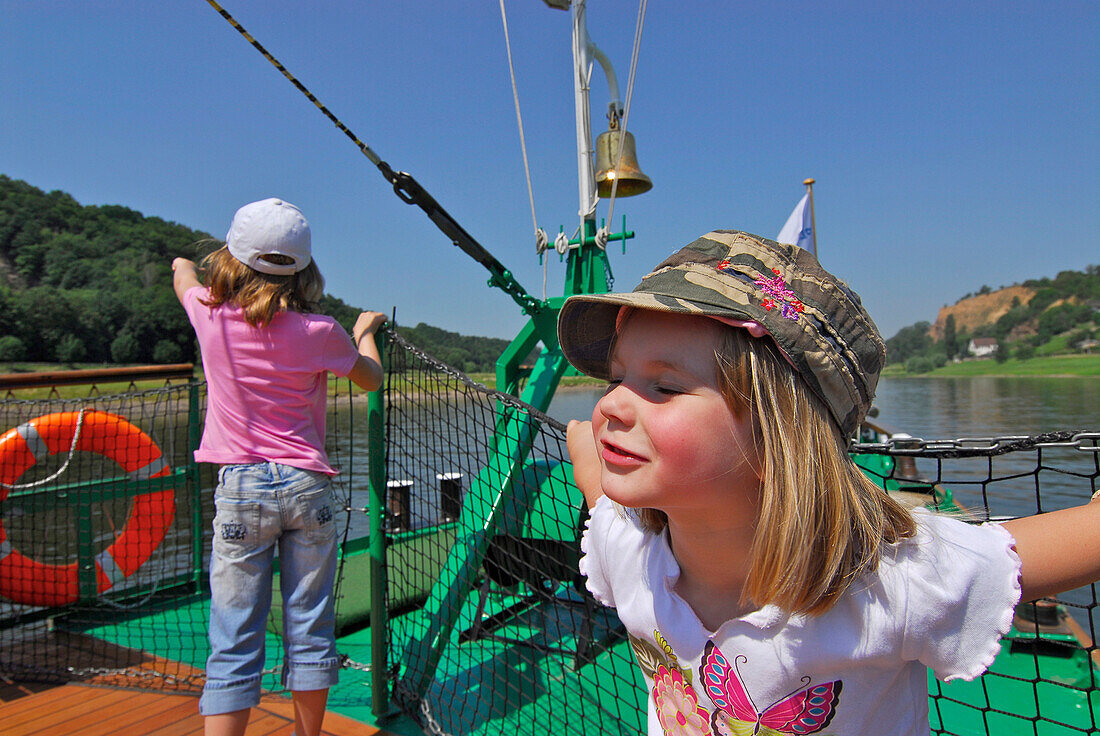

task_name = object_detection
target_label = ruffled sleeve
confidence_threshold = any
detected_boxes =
[578,496,624,608]
[899,508,1022,682]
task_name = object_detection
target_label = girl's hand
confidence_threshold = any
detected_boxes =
[353,311,387,348]
[567,420,604,507]
[347,311,387,392]
[171,258,202,303]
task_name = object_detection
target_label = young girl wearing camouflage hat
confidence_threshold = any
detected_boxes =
[561,230,1100,736]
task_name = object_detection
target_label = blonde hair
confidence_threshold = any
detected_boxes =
[635,324,915,616]
[199,245,324,326]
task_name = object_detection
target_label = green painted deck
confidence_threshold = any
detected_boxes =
[75,564,1100,736]
[81,581,642,735]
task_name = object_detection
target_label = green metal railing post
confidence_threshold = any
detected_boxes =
[189,379,204,590]
[75,486,96,600]
[367,330,391,718]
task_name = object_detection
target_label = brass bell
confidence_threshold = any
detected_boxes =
[594,128,652,198]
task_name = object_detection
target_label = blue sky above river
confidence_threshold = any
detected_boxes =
[2,1,1097,341]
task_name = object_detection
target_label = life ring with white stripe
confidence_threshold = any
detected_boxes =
[0,411,176,607]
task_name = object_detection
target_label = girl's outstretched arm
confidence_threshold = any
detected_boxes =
[1002,497,1100,602]
[567,420,604,508]
[171,258,202,303]
[346,311,387,392]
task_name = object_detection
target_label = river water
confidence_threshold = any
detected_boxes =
[546,375,1100,622]
[547,375,1100,519]
[548,375,1100,436]
[351,376,1100,527]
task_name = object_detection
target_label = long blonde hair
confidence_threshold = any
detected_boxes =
[636,324,915,615]
[199,245,324,326]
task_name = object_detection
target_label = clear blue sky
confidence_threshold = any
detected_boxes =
[3,1,1097,341]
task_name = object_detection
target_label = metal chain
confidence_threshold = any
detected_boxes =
[387,329,568,433]
[13,662,206,688]
[23,650,377,688]
[340,654,373,673]
[419,698,459,736]
[851,430,1100,458]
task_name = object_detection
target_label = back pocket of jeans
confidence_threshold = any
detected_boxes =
[297,484,338,544]
[212,495,262,558]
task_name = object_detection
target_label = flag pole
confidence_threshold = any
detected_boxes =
[803,178,817,258]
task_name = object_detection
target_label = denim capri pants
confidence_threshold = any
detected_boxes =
[200,462,341,716]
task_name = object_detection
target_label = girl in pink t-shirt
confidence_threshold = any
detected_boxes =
[172,198,384,736]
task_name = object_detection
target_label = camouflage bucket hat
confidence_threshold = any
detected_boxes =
[556,230,886,436]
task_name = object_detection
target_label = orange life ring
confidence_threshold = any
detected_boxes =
[0,410,176,607]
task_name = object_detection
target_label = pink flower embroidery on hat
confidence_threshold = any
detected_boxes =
[755,268,805,320]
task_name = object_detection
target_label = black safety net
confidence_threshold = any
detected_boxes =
[2,336,1098,736]
[0,383,209,690]
[0,376,359,697]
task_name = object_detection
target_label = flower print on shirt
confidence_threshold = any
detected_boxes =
[633,631,842,736]
[633,631,709,736]
[654,664,712,736]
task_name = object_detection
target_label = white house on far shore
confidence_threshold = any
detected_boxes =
[968,337,999,358]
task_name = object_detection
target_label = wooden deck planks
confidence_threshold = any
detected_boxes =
[0,681,392,735]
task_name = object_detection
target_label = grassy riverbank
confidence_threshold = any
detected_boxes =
[6,352,1099,401]
[882,353,1100,378]
[4,349,1095,402]
[0,363,607,400]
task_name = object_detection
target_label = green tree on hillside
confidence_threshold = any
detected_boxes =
[943,315,958,359]
[888,264,1100,372]
[885,322,934,365]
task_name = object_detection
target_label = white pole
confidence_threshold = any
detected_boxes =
[571,0,597,222]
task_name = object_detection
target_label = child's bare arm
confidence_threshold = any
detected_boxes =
[1002,497,1100,602]
[567,420,604,508]
[346,311,387,392]
[171,258,202,303]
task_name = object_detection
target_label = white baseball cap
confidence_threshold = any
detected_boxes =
[225,198,312,275]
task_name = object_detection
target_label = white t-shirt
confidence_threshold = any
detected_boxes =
[580,497,1021,736]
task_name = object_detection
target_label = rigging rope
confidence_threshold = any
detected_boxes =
[497,0,549,299]
[603,0,648,231]
[205,0,384,168]
[0,407,86,490]
[206,0,545,317]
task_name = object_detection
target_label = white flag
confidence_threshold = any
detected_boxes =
[777,192,813,252]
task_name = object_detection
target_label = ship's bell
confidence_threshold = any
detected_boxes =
[594,128,652,198]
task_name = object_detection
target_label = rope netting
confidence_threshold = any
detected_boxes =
[0,384,209,690]
[1,337,1098,736]
[380,331,640,735]
[850,430,1100,735]
[0,379,360,696]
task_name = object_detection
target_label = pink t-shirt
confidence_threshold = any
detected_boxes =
[182,286,360,474]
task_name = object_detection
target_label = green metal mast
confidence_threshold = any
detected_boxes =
[394,0,638,708]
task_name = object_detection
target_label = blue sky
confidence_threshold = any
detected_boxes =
[3,1,1097,341]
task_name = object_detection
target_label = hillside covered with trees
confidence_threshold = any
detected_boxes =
[0,176,508,372]
[9,174,1094,377]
